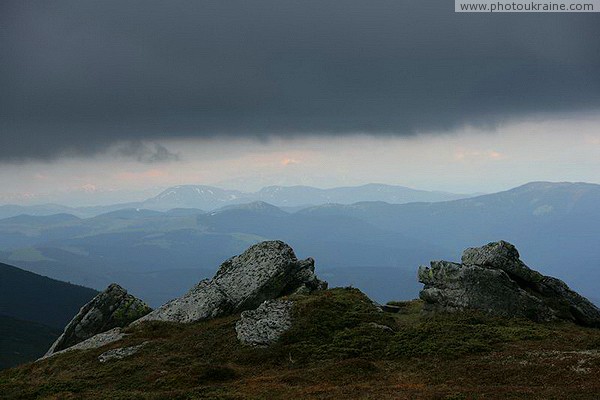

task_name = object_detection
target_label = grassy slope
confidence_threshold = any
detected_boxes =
[1,288,599,399]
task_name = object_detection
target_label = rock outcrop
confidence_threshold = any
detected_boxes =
[42,328,126,360]
[136,240,327,324]
[98,343,147,363]
[418,241,600,327]
[236,299,294,346]
[45,284,152,356]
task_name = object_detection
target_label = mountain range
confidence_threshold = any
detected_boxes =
[142,183,472,211]
[0,181,597,309]
[0,183,473,219]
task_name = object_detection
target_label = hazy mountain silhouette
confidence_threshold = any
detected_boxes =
[0,183,473,219]
[0,182,597,306]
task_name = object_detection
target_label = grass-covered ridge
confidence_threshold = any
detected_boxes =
[1,288,600,399]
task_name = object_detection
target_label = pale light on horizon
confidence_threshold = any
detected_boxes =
[0,113,599,206]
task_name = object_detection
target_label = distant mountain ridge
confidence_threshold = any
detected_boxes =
[0,181,598,308]
[143,185,244,210]
[140,183,472,211]
[0,183,473,219]
[298,181,600,294]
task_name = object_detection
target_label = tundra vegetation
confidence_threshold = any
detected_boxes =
[1,288,600,399]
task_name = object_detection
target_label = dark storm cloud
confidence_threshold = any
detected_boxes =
[113,142,180,164]
[1,0,599,162]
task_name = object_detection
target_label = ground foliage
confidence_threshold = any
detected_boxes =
[1,288,600,399]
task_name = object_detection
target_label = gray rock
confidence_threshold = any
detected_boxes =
[419,241,600,327]
[538,275,600,327]
[236,299,293,346]
[41,328,126,360]
[98,342,146,363]
[135,279,232,324]
[46,284,152,356]
[137,241,327,324]
[419,261,553,321]
[367,322,394,333]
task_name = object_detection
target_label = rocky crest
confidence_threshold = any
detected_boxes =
[45,284,152,356]
[418,241,600,327]
[136,240,327,324]
[44,241,326,358]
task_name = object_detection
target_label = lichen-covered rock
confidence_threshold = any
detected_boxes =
[45,284,151,356]
[98,343,146,363]
[137,241,327,324]
[419,260,553,321]
[236,299,293,346]
[461,241,545,285]
[419,241,600,327]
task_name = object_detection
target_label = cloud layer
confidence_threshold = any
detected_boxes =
[1,0,600,161]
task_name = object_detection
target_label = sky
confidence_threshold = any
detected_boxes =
[1,1,599,205]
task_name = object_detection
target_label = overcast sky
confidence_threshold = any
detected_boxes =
[1,1,599,205]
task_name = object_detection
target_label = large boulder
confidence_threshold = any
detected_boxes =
[419,260,554,322]
[45,284,152,356]
[136,240,327,324]
[419,241,600,327]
